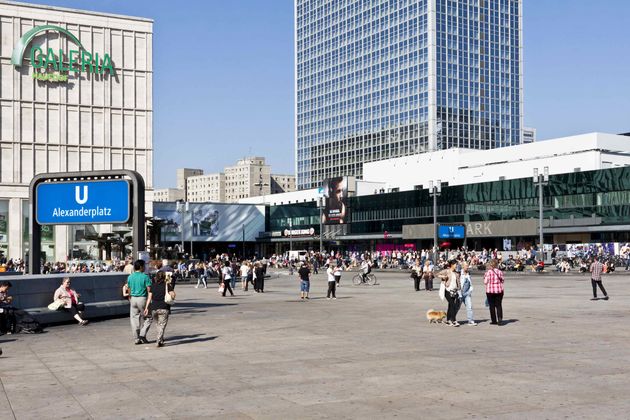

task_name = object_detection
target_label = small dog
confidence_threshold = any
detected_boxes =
[426,309,447,324]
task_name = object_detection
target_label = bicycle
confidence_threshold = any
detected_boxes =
[352,272,377,286]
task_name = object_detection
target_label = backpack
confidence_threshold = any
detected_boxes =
[14,310,44,334]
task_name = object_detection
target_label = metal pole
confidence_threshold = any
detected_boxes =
[433,190,437,253]
[242,224,245,258]
[189,209,193,258]
[539,179,544,261]
[319,199,323,253]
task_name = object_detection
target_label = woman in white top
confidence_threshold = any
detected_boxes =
[438,260,461,326]
[333,263,343,286]
[326,263,337,299]
[239,261,249,291]
[221,261,234,297]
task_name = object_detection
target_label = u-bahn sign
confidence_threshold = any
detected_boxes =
[36,180,130,225]
[12,25,116,83]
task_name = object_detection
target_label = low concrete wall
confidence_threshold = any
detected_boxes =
[2,272,129,324]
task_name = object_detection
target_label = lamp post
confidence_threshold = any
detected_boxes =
[175,200,187,256]
[533,167,549,261]
[429,179,442,262]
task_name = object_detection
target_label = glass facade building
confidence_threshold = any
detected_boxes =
[295,0,523,189]
[265,167,630,251]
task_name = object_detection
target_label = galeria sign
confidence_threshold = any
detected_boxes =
[11,25,116,81]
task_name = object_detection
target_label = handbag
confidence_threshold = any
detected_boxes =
[164,284,174,305]
[47,299,65,311]
[122,283,130,299]
[218,283,225,294]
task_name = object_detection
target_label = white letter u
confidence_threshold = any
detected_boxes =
[75,185,88,204]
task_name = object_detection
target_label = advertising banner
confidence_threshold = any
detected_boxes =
[322,177,348,225]
[154,202,265,242]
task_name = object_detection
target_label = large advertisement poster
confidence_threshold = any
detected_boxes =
[154,202,265,242]
[322,177,348,225]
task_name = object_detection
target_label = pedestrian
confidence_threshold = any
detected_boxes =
[411,258,422,291]
[145,271,175,347]
[483,259,505,326]
[0,281,17,334]
[422,259,434,291]
[298,262,311,300]
[326,263,337,299]
[126,260,152,343]
[254,262,265,292]
[438,260,461,326]
[334,263,342,287]
[589,257,609,301]
[239,260,249,291]
[221,261,234,297]
[460,262,476,326]
[195,262,207,289]
[53,277,88,326]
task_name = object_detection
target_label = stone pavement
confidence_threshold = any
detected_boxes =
[1,269,629,419]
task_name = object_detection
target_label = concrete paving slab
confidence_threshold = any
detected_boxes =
[1,270,629,419]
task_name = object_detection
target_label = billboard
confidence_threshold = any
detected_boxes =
[322,177,348,225]
[154,202,265,242]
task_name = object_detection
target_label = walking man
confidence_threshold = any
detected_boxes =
[590,257,609,301]
[127,259,152,344]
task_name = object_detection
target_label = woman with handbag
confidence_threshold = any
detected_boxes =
[438,260,461,326]
[411,259,422,291]
[221,261,234,297]
[53,277,88,326]
[144,271,175,347]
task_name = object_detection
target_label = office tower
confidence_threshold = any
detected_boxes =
[295,0,523,189]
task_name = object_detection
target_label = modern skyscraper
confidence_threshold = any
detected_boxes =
[295,0,523,189]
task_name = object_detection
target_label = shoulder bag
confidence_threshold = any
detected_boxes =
[164,284,175,305]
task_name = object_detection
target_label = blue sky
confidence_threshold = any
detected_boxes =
[18,0,630,188]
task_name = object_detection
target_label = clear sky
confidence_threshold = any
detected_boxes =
[17,0,630,188]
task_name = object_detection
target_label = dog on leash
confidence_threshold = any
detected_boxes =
[426,309,447,324]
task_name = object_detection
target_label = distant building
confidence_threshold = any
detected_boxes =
[223,157,270,203]
[523,127,537,143]
[187,173,225,202]
[176,168,203,197]
[271,174,297,194]
[153,188,185,202]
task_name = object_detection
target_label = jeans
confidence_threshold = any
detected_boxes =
[300,280,310,293]
[229,276,236,290]
[486,292,504,324]
[463,295,474,322]
[591,279,608,298]
[130,296,152,339]
[327,281,336,298]
[196,276,207,288]
[152,309,169,344]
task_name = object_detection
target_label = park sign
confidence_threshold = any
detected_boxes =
[36,180,130,225]
[11,25,116,82]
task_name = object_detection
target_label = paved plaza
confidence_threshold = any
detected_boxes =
[1,269,629,419]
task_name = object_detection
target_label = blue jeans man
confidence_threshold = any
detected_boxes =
[463,295,476,325]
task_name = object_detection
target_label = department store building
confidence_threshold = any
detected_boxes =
[0,1,153,262]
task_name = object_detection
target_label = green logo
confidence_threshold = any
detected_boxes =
[12,25,116,82]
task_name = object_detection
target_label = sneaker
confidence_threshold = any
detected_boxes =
[490,321,498,325]
[333,297,337,300]
[305,296,310,300]
[134,338,142,345]
[452,321,460,327]
[445,320,453,326]
[327,297,331,300]
[467,321,477,326]
[139,336,149,344]
[156,340,164,348]
[603,296,609,300]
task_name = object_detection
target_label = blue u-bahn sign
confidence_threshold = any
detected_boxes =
[36,180,131,225]
[438,224,466,239]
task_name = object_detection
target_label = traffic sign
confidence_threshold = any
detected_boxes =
[36,180,130,225]
[438,224,465,239]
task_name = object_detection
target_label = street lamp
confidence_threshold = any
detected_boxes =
[429,179,442,262]
[175,200,187,256]
[533,167,549,261]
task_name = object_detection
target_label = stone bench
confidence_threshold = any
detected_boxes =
[3,272,130,325]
